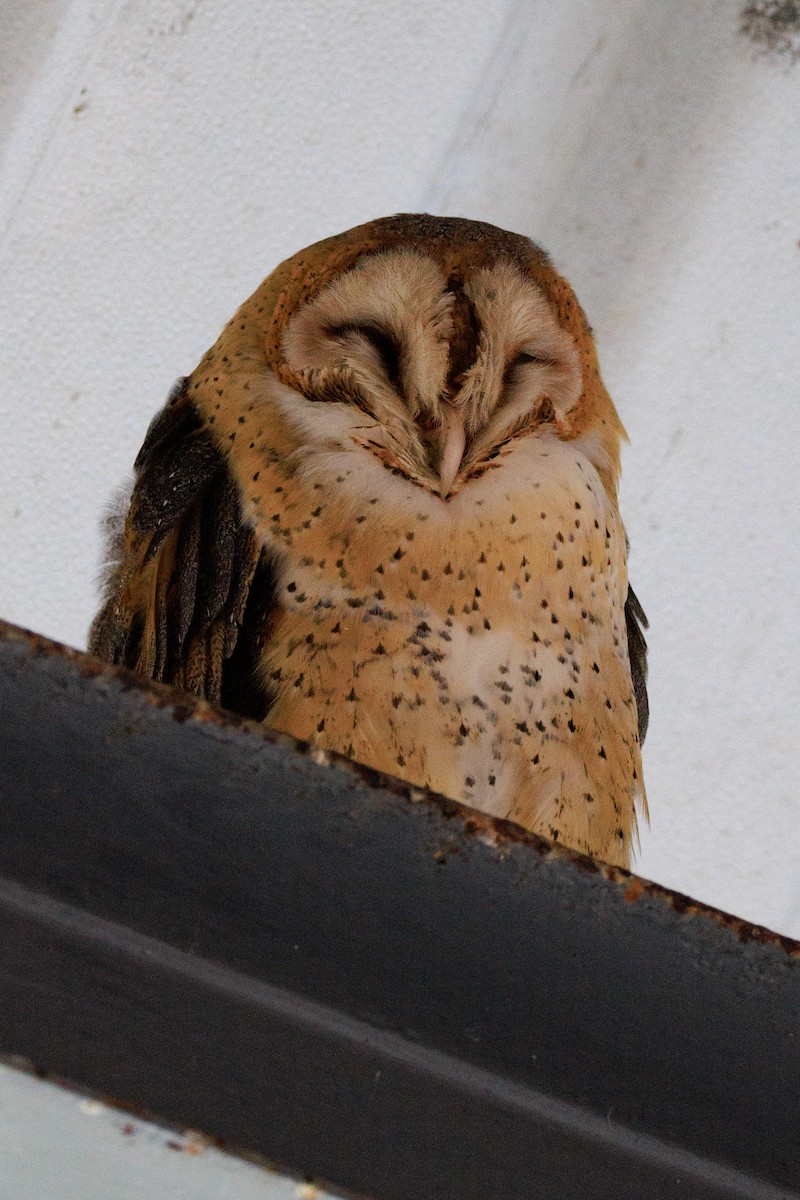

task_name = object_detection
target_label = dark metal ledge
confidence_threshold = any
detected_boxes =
[0,618,798,1199]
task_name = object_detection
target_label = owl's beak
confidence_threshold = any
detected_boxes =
[438,410,466,498]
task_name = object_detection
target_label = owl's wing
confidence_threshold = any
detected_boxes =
[89,379,276,720]
[625,584,649,744]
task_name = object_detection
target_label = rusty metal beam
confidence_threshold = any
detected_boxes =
[0,619,798,1199]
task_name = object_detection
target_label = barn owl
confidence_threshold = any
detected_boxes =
[90,214,648,868]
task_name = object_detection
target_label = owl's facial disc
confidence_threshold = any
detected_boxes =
[280,249,582,497]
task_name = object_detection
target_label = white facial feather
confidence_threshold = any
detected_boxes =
[281,249,452,415]
[279,250,583,499]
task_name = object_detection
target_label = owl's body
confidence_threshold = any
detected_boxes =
[91,215,647,868]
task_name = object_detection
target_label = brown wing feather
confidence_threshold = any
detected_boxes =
[89,379,277,718]
[625,584,649,744]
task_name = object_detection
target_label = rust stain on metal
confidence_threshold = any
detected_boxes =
[623,876,646,904]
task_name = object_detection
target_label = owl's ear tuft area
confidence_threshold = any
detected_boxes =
[89,379,276,717]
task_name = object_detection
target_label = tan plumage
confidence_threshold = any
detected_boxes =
[91,214,648,868]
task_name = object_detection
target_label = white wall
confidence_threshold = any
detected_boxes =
[0,0,798,936]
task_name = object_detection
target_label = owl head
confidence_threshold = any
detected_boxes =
[194,214,625,505]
